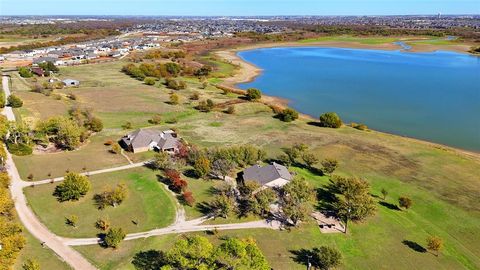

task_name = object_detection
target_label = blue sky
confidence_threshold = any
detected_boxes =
[1,0,479,16]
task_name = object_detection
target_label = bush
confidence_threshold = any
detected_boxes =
[225,105,235,114]
[277,108,299,122]
[0,91,5,108]
[122,121,132,130]
[246,88,261,101]
[165,78,186,90]
[196,99,215,112]
[144,77,156,85]
[182,191,195,206]
[319,112,342,128]
[7,94,23,108]
[149,114,162,124]
[351,122,368,131]
[7,142,32,156]
[190,92,200,100]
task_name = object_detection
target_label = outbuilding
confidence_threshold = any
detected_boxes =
[63,79,80,87]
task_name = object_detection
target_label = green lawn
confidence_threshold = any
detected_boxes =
[14,231,71,270]
[74,168,480,270]
[11,59,480,269]
[24,167,176,238]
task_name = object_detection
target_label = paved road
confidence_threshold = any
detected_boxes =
[3,75,97,270]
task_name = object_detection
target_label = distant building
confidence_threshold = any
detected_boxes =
[241,162,293,188]
[120,129,180,153]
[31,67,45,77]
[62,79,80,87]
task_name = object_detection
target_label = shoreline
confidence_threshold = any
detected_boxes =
[214,41,480,159]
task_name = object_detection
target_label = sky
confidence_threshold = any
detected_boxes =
[0,0,479,16]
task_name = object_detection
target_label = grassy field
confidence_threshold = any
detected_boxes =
[11,59,480,269]
[14,231,71,270]
[299,35,399,44]
[73,167,480,270]
[24,167,176,238]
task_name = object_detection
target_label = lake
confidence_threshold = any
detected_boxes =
[238,47,480,152]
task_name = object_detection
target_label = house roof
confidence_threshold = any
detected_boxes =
[122,129,179,150]
[242,162,292,186]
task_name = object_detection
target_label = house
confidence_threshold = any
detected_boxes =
[31,67,45,77]
[63,79,80,87]
[121,129,180,153]
[241,162,293,188]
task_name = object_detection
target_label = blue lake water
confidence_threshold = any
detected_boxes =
[237,47,480,152]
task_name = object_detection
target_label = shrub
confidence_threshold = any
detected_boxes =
[398,196,413,210]
[166,78,186,90]
[7,94,23,108]
[111,143,121,154]
[321,158,338,175]
[95,217,110,231]
[196,99,215,112]
[312,246,342,270]
[351,122,368,131]
[122,121,132,130]
[190,92,200,100]
[246,88,261,101]
[169,93,180,105]
[22,259,40,270]
[0,91,5,108]
[7,142,32,156]
[277,108,299,122]
[149,114,162,124]
[319,112,342,128]
[104,140,113,146]
[225,105,235,114]
[182,191,195,206]
[144,77,156,85]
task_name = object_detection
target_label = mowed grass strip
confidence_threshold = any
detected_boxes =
[24,167,176,238]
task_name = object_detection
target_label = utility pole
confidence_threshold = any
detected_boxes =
[307,254,312,270]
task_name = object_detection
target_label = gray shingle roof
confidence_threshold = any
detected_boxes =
[242,162,292,186]
[122,129,179,151]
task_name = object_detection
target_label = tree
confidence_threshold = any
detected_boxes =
[166,235,215,269]
[103,227,126,249]
[87,117,104,132]
[426,236,443,256]
[302,152,319,168]
[278,108,299,122]
[54,172,91,201]
[398,196,413,210]
[319,112,342,128]
[281,177,316,226]
[312,246,342,270]
[321,158,338,175]
[211,159,235,180]
[182,191,195,207]
[122,121,132,130]
[94,183,128,209]
[18,67,33,78]
[65,215,78,227]
[151,151,174,170]
[251,188,276,217]
[381,188,388,200]
[194,66,213,77]
[7,94,23,108]
[215,237,270,270]
[144,77,156,85]
[96,217,110,231]
[210,194,235,218]
[329,176,376,233]
[284,147,300,164]
[0,90,5,108]
[22,259,40,270]
[246,88,261,101]
[169,93,179,105]
[56,118,84,150]
[165,62,181,76]
[194,156,211,178]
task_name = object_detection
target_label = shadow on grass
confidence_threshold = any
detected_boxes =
[132,250,166,270]
[379,201,401,211]
[402,240,427,253]
[290,248,316,266]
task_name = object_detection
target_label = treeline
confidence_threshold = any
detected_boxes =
[0,29,119,54]
[122,62,182,80]
[0,143,26,268]
[302,25,480,40]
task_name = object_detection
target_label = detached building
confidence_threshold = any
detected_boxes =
[242,162,293,188]
[121,129,180,153]
[63,79,80,87]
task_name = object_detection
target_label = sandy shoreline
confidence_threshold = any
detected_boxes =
[214,41,480,159]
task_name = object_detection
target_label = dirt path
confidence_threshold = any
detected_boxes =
[3,75,97,270]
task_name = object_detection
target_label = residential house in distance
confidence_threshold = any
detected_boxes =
[31,67,45,77]
[241,162,293,188]
[63,79,80,87]
[120,129,180,153]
